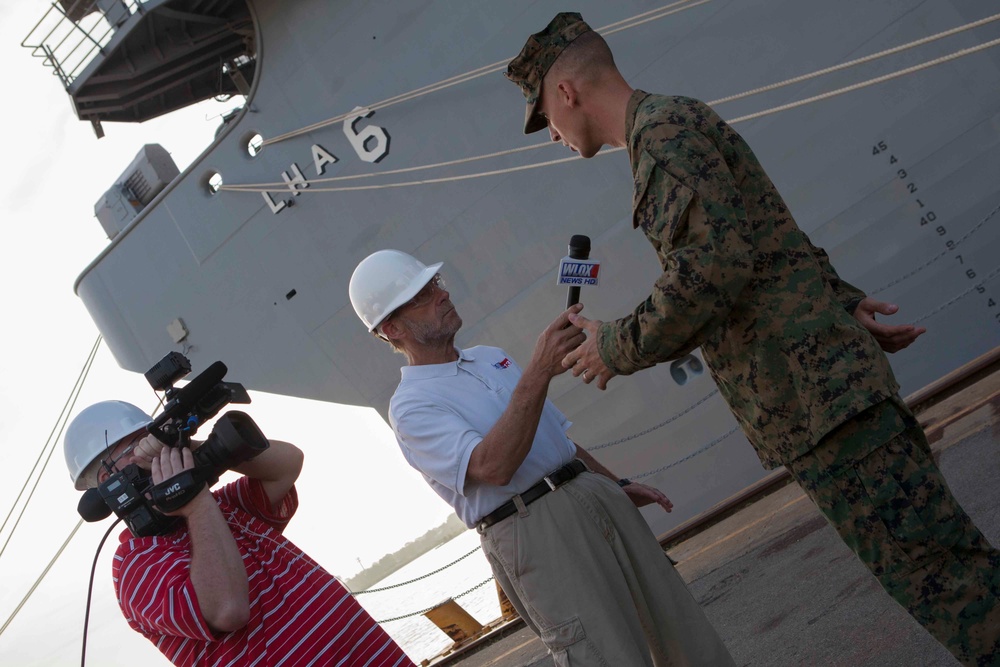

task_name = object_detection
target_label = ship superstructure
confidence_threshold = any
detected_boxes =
[23,0,1000,535]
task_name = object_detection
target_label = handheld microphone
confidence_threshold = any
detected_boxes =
[557,235,600,308]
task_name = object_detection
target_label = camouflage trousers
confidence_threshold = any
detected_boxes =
[787,398,1000,667]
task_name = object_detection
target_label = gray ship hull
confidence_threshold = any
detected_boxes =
[64,0,1000,535]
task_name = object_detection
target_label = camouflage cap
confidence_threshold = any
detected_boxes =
[505,12,593,134]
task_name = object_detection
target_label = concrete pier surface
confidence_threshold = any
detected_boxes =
[440,367,1000,667]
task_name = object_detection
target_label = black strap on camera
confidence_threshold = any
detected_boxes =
[150,469,211,513]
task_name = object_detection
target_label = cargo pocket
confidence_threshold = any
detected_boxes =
[540,617,609,667]
[852,437,951,578]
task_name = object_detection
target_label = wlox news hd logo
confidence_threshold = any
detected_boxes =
[556,257,601,286]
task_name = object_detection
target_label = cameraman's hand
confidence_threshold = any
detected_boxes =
[151,446,213,517]
[132,433,168,470]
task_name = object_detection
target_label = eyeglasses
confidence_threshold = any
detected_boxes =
[102,432,143,471]
[400,274,446,311]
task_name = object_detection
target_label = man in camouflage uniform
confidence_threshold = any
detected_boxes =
[506,12,999,667]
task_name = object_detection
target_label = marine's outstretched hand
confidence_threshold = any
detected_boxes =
[563,310,617,390]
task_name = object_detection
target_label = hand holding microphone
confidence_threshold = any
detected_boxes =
[555,234,615,389]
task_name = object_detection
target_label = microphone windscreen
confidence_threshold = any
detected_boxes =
[568,235,591,259]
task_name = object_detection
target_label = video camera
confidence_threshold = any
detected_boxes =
[78,353,270,536]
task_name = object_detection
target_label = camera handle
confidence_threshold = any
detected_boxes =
[150,468,212,513]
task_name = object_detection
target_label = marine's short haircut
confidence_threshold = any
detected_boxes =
[547,30,617,85]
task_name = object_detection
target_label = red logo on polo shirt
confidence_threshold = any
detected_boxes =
[492,357,512,369]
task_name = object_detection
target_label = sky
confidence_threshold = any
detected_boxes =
[0,4,455,665]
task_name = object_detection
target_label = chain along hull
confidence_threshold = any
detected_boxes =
[73,0,1000,535]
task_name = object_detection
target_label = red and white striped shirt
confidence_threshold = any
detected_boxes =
[112,477,413,667]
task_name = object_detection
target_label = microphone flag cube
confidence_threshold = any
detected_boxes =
[557,257,601,286]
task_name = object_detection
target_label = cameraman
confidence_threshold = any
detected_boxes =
[64,400,413,667]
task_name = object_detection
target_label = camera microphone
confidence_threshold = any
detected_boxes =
[557,235,600,308]
[150,361,228,442]
[169,361,228,412]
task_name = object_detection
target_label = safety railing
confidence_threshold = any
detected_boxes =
[21,0,144,89]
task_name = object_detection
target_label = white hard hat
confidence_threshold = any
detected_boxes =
[64,400,152,490]
[349,249,443,331]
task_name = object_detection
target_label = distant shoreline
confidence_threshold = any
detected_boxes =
[345,514,467,591]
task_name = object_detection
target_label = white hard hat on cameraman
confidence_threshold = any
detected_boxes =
[349,249,443,331]
[64,400,152,490]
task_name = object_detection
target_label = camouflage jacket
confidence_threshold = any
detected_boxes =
[596,91,899,468]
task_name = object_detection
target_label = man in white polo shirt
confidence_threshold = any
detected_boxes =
[350,250,734,667]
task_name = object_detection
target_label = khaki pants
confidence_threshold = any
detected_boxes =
[479,469,734,667]
[788,400,1000,666]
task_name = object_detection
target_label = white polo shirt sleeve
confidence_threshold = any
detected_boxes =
[391,401,481,497]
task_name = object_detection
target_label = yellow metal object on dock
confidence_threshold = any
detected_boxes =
[424,599,484,643]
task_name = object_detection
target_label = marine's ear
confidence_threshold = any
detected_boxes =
[555,79,579,109]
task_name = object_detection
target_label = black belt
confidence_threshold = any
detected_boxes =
[477,459,586,531]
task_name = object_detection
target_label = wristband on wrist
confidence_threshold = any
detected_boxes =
[617,478,632,488]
